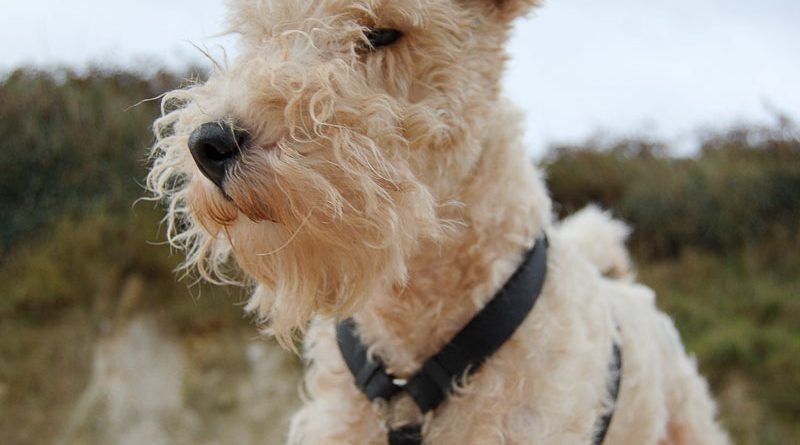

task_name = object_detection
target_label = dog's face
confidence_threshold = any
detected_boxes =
[148,0,538,341]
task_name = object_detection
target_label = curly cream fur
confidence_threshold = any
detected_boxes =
[556,205,634,281]
[147,0,730,443]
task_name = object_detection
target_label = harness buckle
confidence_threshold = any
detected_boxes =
[378,395,426,445]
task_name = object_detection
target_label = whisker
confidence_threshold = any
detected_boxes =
[256,209,314,256]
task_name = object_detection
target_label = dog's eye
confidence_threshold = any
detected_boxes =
[364,28,403,49]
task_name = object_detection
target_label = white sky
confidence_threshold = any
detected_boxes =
[2,0,799,156]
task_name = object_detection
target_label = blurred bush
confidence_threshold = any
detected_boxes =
[0,68,202,319]
[546,125,800,260]
[0,69,259,445]
[0,68,186,253]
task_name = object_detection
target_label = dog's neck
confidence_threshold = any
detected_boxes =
[352,105,552,376]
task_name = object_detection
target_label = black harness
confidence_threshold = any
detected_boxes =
[337,235,622,445]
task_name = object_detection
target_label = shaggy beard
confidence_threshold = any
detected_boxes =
[190,133,445,347]
[151,53,454,346]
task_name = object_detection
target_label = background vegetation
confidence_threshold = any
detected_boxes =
[0,69,797,444]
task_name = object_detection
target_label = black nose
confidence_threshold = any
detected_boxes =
[188,121,249,190]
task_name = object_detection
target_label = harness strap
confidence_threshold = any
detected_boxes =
[404,234,549,413]
[382,344,624,445]
[592,342,623,445]
[336,234,624,445]
[337,318,403,402]
[337,235,548,444]
[338,235,548,408]
[387,424,423,445]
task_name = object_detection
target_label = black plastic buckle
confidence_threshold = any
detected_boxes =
[388,424,423,445]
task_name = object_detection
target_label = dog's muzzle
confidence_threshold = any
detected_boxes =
[188,121,249,191]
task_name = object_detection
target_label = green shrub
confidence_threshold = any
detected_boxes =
[545,125,800,259]
[0,68,193,253]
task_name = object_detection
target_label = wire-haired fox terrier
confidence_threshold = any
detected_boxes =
[147,1,730,444]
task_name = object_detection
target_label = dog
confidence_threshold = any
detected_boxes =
[147,1,731,443]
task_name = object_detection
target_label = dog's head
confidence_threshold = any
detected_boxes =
[147,0,539,343]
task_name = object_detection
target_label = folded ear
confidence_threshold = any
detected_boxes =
[470,0,541,22]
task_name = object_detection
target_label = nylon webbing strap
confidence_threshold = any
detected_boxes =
[336,233,624,445]
[387,424,423,445]
[336,318,403,402]
[404,234,549,412]
[592,342,622,445]
[337,235,549,445]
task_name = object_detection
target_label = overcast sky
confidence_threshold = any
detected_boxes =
[2,0,798,155]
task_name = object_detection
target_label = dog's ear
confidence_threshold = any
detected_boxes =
[466,0,541,23]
